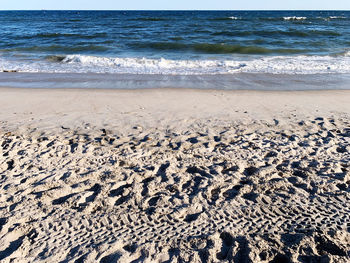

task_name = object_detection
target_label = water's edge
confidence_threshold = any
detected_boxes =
[1,72,350,90]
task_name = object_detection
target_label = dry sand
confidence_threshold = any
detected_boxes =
[0,88,349,262]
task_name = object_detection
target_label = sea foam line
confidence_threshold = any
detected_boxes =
[1,54,350,75]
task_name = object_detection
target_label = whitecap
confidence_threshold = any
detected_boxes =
[329,16,346,19]
[283,16,307,21]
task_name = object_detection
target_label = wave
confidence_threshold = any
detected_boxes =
[257,16,347,22]
[68,19,83,22]
[19,32,108,40]
[210,17,240,21]
[211,30,341,38]
[170,37,184,41]
[192,44,306,54]
[1,54,348,75]
[258,17,295,22]
[59,55,248,73]
[211,31,251,37]
[61,54,350,74]
[45,55,66,62]
[328,16,347,19]
[336,50,350,57]
[132,42,308,55]
[283,16,307,21]
[133,17,168,21]
[1,44,109,53]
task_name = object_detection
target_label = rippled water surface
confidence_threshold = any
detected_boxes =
[1,11,350,75]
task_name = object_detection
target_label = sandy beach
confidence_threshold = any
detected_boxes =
[0,88,349,262]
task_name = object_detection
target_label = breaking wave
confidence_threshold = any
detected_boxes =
[1,54,350,75]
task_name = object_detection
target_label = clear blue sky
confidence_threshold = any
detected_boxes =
[1,0,350,10]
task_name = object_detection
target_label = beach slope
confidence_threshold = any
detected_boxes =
[0,88,349,262]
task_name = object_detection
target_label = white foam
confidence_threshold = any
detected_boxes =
[61,55,247,74]
[342,51,350,57]
[329,16,346,19]
[1,54,350,75]
[228,16,239,20]
[243,55,350,74]
[283,16,307,21]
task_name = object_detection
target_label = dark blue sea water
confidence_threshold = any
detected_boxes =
[1,11,350,89]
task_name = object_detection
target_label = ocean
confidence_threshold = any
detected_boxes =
[1,10,350,89]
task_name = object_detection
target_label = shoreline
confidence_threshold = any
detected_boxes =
[1,72,350,90]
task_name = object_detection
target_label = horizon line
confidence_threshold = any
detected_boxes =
[1,9,350,11]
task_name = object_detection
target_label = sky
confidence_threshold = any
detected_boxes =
[1,0,350,10]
